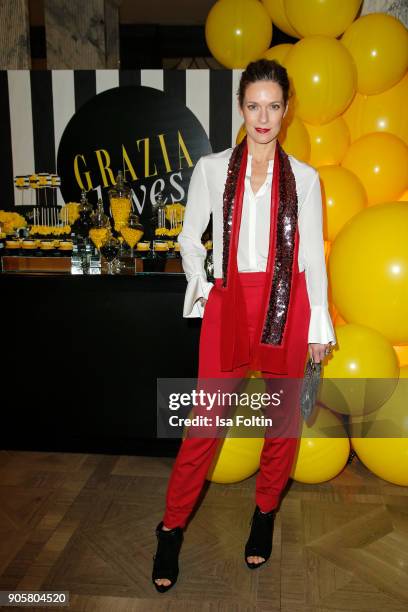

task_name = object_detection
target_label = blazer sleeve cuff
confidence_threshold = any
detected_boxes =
[183,276,215,318]
[308,305,337,346]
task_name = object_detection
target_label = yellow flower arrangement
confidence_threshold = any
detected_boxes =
[0,210,27,233]
[165,203,185,223]
[59,202,80,225]
[30,224,71,236]
[155,226,182,237]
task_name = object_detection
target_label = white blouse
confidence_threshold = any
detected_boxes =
[177,147,337,346]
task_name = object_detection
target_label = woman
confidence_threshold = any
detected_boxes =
[152,59,337,593]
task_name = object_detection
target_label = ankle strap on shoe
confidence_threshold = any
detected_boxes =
[255,506,276,519]
[155,521,183,536]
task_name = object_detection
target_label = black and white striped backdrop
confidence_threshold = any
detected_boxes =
[0,69,244,210]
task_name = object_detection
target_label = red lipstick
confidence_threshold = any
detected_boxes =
[255,128,270,133]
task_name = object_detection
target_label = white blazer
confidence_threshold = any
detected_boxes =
[177,147,337,347]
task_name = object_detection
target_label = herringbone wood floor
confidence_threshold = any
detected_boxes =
[0,450,407,611]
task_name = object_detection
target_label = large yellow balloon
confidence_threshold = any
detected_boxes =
[350,376,408,440]
[394,345,408,367]
[284,36,356,124]
[207,436,264,483]
[324,240,331,266]
[400,365,408,378]
[291,408,350,484]
[285,0,361,38]
[320,324,399,416]
[279,116,310,162]
[305,117,350,167]
[236,123,246,145]
[341,13,408,94]
[263,43,293,65]
[318,165,367,241]
[334,312,347,327]
[205,0,272,69]
[342,72,408,145]
[341,133,408,205]
[328,203,408,344]
[351,439,408,486]
[261,0,299,38]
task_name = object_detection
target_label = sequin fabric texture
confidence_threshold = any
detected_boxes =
[222,139,298,346]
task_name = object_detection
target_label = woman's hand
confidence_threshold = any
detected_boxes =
[308,342,333,364]
[198,297,207,306]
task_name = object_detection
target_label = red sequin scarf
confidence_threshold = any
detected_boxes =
[220,136,300,374]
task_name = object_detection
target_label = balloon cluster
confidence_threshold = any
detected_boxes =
[205,1,408,487]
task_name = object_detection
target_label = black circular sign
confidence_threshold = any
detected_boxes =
[57,85,212,237]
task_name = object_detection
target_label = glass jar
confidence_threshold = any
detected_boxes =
[108,170,132,233]
[72,190,93,239]
[120,212,144,258]
[89,198,111,253]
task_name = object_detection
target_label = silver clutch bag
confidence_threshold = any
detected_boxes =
[300,357,322,421]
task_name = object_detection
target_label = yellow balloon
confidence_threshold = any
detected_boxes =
[284,36,356,124]
[341,133,408,205]
[285,0,361,38]
[261,0,299,38]
[334,312,347,327]
[342,72,408,145]
[341,13,408,94]
[323,325,399,384]
[394,346,408,368]
[328,203,408,344]
[400,365,408,378]
[207,437,264,483]
[324,240,331,265]
[279,116,310,162]
[291,408,350,484]
[320,324,399,416]
[305,117,350,167]
[205,0,272,69]
[399,189,408,201]
[318,165,367,241]
[236,123,246,145]
[263,43,293,65]
[351,438,408,486]
[350,375,408,439]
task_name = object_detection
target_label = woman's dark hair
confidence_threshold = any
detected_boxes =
[237,59,290,108]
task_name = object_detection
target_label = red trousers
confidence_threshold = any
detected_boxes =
[163,271,310,529]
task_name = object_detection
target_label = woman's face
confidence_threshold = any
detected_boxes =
[239,80,288,146]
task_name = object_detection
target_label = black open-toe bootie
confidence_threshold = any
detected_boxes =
[244,505,276,570]
[152,521,183,593]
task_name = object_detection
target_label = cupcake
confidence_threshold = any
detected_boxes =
[5,239,20,251]
[154,241,169,252]
[136,241,150,252]
[40,240,55,252]
[22,240,37,251]
[59,240,73,251]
